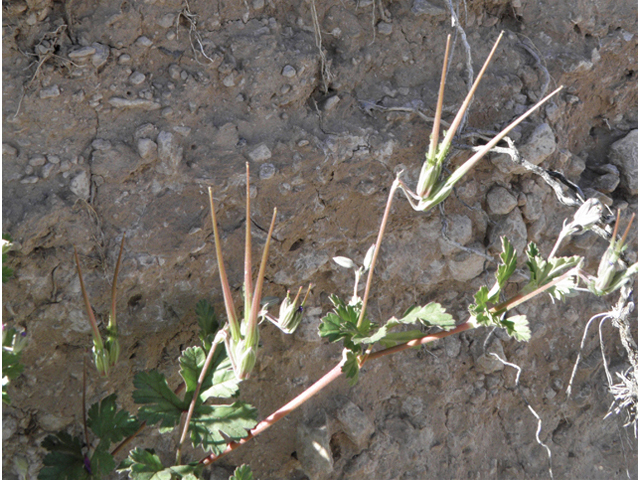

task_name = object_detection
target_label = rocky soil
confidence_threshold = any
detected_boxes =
[2,0,638,479]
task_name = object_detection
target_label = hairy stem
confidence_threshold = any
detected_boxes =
[201,319,473,465]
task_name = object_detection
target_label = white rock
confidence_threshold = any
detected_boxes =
[129,71,146,85]
[281,65,296,77]
[608,129,637,195]
[137,138,157,160]
[486,186,517,215]
[248,143,272,162]
[39,85,60,98]
[70,171,90,199]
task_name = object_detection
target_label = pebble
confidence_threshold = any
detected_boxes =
[281,65,296,78]
[280,84,291,94]
[129,71,146,85]
[60,160,71,172]
[91,139,112,151]
[161,107,173,117]
[156,131,183,175]
[135,36,153,47]
[323,95,340,111]
[28,154,47,167]
[70,171,90,199]
[168,64,181,80]
[593,172,620,193]
[3,144,17,156]
[20,176,38,184]
[91,43,109,68]
[118,54,131,64]
[41,163,56,179]
[137,138,157,160]
[166,30,176,41]
[248,144,272,162]
[297,139,309,147]
[259,163,276,179]
[608,129,638,195]
[173,126,191,136]
[158,13,176,28]
[252,0,264,9]
[25,165,34,175]
[135,123,158,139]
[108,97,161,110]
[222,74,235,87]
[377,22,393,35]
[486,186,517,215]
[68,46,96,60]
[411,0,448,18]
[39,85,60,98]
[47,155,60,164]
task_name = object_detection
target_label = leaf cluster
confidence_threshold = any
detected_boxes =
[319,295,454,385]
[39,394,140,480]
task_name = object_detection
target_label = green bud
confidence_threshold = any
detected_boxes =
[225,330,259,380]
[105,331,120,367]
[416,161,442,198]
[93,344,109,376]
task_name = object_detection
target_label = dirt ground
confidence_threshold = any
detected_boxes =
[2,0,638,479]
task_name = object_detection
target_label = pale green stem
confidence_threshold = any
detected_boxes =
[109,233,126,329]
[208,187,240,340]
[244,163,253,319]
[427,34,451,162]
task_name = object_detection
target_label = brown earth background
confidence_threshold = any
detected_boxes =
[2,0,638,478]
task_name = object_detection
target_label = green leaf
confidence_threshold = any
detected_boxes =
[2,348,24,380]
[524,242,581,300]
[399,303,454,329]
[2,233,14,284]
[195,300,219,349]
[90,443,116,478]
[39,432,89,480]
[189,402,257,454]
[489,237,517,298]
[179,344,240,402]
[230,464,254,480]
[117,448,204,480]
[469,286,493,326]
[500,315,531,342]
[341,351,360,386]
[132,371,187,429]
[377,330,427,348]
[87,394,140,447]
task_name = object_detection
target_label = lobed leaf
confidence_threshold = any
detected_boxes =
[38,432,89,480]
[87,394,140,447]
[179,344,239,401]
[132,370,187,429]
[195,300,219,349]
[399,303,454,329]
[230,464,254,480]
[117,448,203,480]
[524,242,581,300]
[189,402,258,454]
[500,315,531,342]
[341,351,360,386]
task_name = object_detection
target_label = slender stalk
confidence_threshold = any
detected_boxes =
[111,421,147,457]
[444,85,563,187]
[246,208,277,347]
[74,247,104,350]
[244,164,253,319]
[109,233,126,329]
[208,187,240,340]
[440,31,503,149]
[356,178,401,329]
[200,319,474,465]
[427,34,451,162]
[176,336,224,464]
[82,354,89,450]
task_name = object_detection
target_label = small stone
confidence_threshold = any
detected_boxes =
[248,144,272,162]
[377,22,393,35]
[334,396,375,452]
[608,130,638,195]
[519,122,556,166]
[297,415,333,480]
[488,207,528,254]
[161,107,173,117]
[3,144,17,156]
[156,131,183,175]
[91,139,112,151]
[486,186,517,215]
[259,163,276,179]
[118,54,131,64]
[108,97,161,110]
[297,139,309,147]
[222,74,235,87]
[281,65,296,78]
[411,0,448,18]
[25,165,34,175]
[129,71,146,85]
[68,46,96,60]
[91,43,109,68]
[137,138,157,160]
[69,171,91,200]
[135,123,158,139]
[158,13,176,28]
[252,0,264,9]
[181,70,188,80]
[41,163,56,179]
[323,95,340,111]
[60,160,71,172]
[39,85,60,98]
[135,36,153,47]
[447,249,485,281]
[28,154,47,167]
[47,155,60,164]
[280,84,291,94]
[166,30,176,41]
[173,126,191,136]
[593,172,620,193]
[446,214,473,245]
[20,176,39,184]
